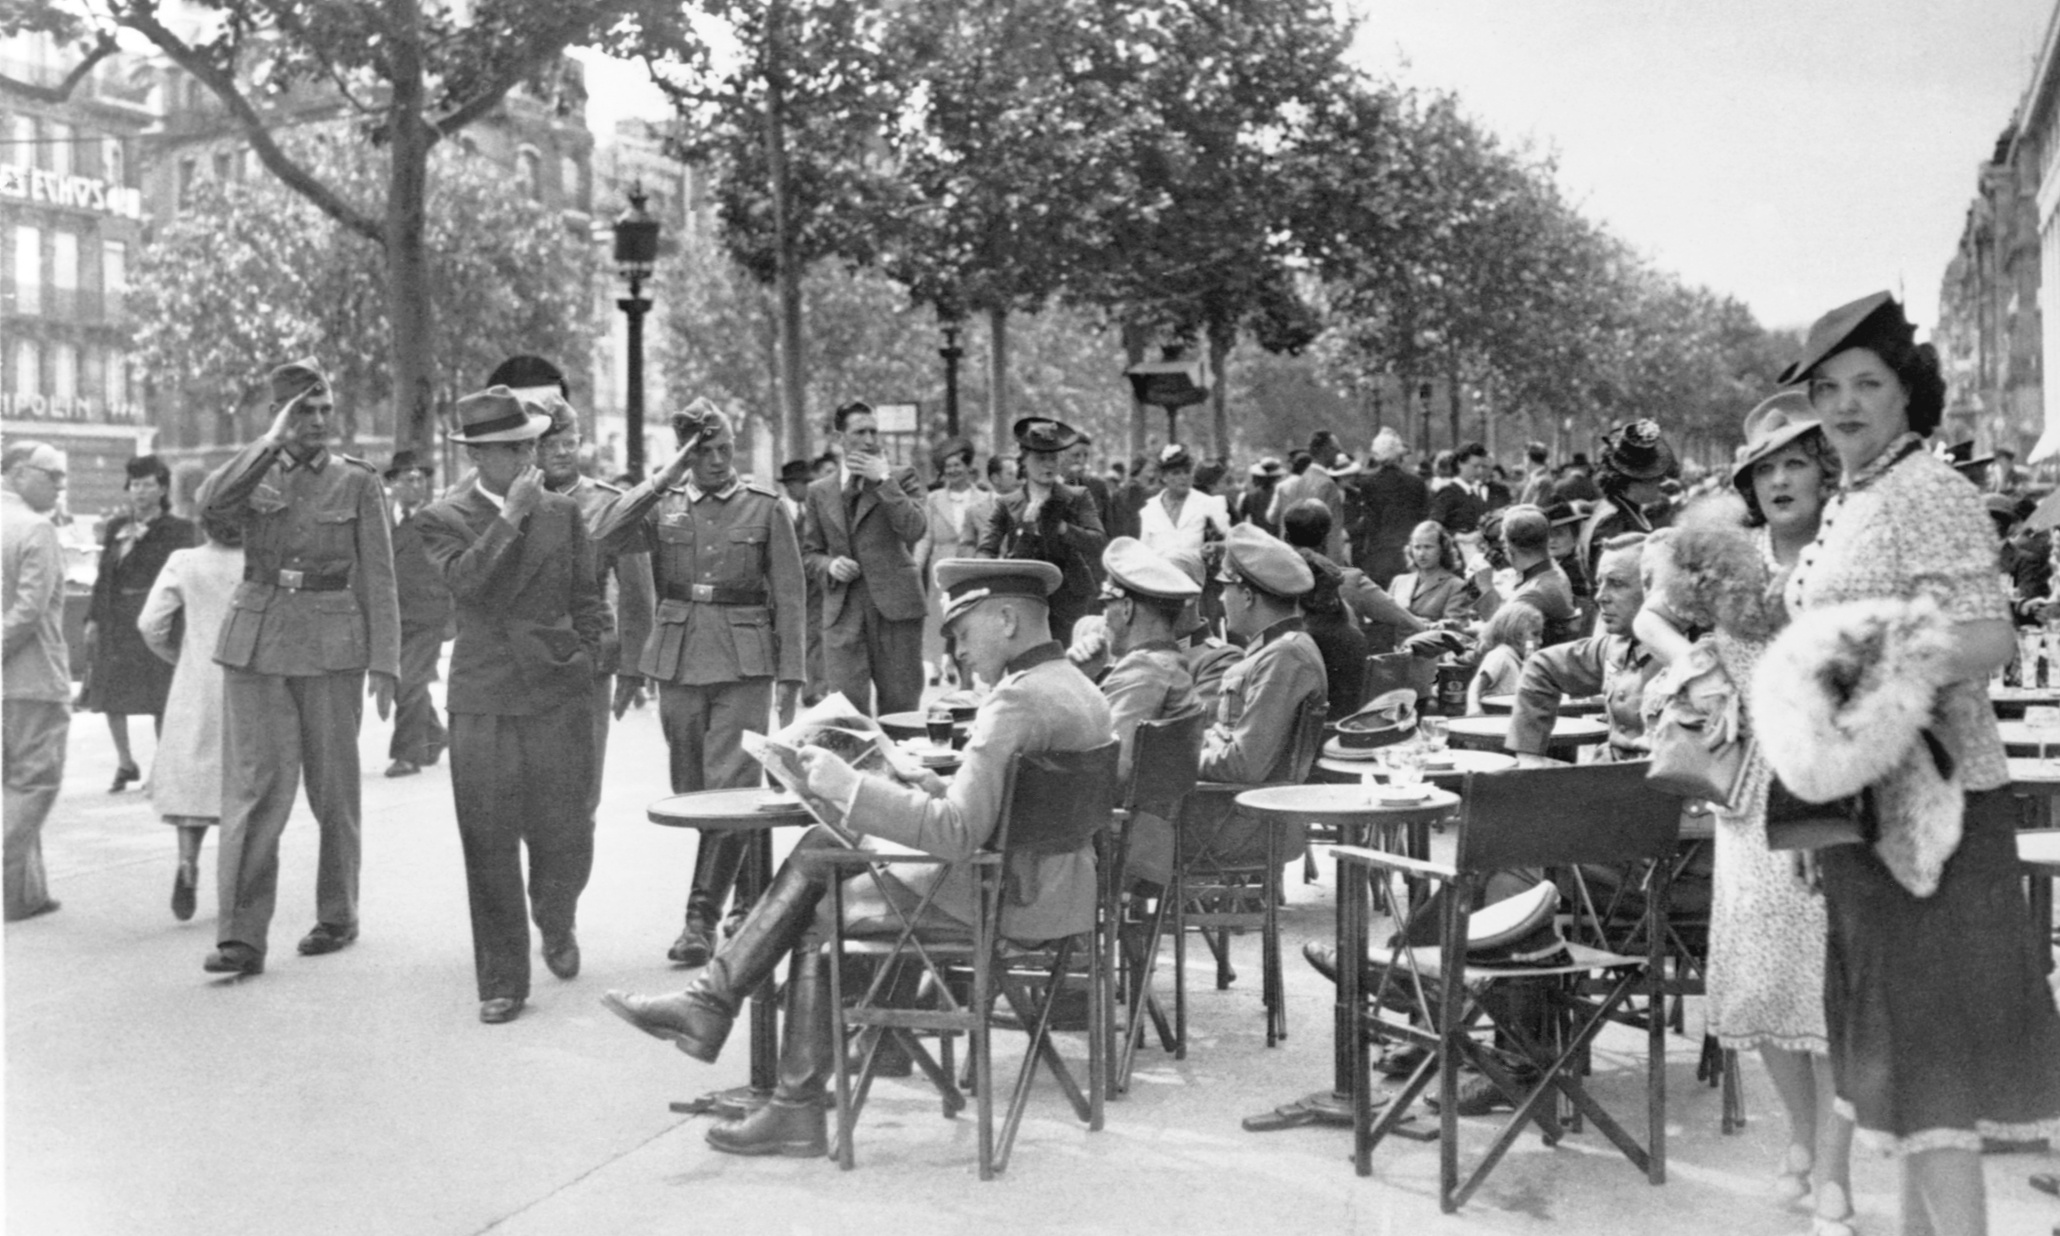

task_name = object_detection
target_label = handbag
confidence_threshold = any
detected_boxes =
[1764,777,1872,851]
[1644,642,1749,809]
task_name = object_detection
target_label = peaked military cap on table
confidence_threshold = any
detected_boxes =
[1101,536,1200,602]
[1729,390,1821,493]
[1012,417,1083,454]
[446,385,551,444]
[934,558,1063,625]
[1219,522,1313,598]
[1775,290,1910,386]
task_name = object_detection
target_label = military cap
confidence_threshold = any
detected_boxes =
[382,449,435,480]
[531,392,580,439]
[447,385,549,444]
[935,558,1062,626]
[1101,537,1199,603]
[268,358,329,405]
[672,396,733,448]
[1012,416,1082,454]
[487,354,568,400]
[1218,523,1313,598]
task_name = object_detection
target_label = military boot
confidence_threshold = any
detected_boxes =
[706,944,831,1158]
[668,830,747,966]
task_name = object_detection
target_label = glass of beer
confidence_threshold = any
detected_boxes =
[925,705,955,749]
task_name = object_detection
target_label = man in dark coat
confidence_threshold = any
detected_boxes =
[384,449,451,776]
[417,388,610,1024]
[801,400,927,716]
[1347,429,1429,587]
[978,417,1108,645]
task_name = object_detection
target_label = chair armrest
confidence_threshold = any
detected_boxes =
[1329,845,1458,881]
[794,848,992,873]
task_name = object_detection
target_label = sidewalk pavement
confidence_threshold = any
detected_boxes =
[7,687,2057,1236]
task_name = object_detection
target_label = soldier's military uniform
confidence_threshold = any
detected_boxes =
[204,365,400,965]
[595,447,804,963]
[546,468,655,824]
[1097,536,1200,884]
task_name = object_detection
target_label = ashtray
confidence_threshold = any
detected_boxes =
[1376,788,1433,805]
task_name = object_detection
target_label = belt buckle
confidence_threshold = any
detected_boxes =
[278,568,305,590]
[690,583,715,603]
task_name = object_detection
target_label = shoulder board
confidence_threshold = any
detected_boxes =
[744,479,778,498]
[338,454,379,474]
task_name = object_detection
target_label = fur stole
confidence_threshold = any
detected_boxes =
[1750,596,1963,896]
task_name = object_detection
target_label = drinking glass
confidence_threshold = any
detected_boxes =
[1419,717,1448,754]
[1386,744,1424,791]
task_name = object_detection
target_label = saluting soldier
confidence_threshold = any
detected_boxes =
[200,359,400,976]
[592,401,805,967]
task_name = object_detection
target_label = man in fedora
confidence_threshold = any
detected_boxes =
[384,448,451,777]
[802,400,927,716]
[979,416,1107,646]
[417,387,611,1023]
[594,401,806,967]
[601,558,1111,1158]
[200,359,400,975]
[527,383,655,854]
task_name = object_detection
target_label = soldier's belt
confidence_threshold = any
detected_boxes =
[245,566,352,592]
[662,583,768,606]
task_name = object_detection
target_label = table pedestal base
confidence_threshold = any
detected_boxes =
[669,1084,770,1120]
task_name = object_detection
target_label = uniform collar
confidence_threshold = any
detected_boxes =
[1253,615,1305,646]
[544,473,585,496]
[281,446,330,473]
[1128,637,1180,655]
[686,476,741,502]
[1004,641,1066,676]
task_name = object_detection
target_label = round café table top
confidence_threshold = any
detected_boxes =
[2008,757,2060,791]
[1443,713,1609,750]
[1477,693,1606,716]
[1235,783,1459,824]
[1315,746,1516,786]
[2021,830,2060,871]
[648,788,814,831]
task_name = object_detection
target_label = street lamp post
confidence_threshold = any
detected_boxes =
[612,184,661,481]
[939,318,964,437]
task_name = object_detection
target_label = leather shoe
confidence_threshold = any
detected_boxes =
[479,997,524,1024]
[543,935,580,980]
[7,898,61,922]
[202,945,264,976]
[297,923,358,956]
[705,1098,827,1158]
[384,758,421,778]
[1426,1067,1538,1117]
[666,920,714,967]
[599,989,731,1063]
[110,762,141,793]
[171,862,197,922]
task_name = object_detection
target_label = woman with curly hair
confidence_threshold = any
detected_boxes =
[1761,293,2060,1236]
[1641,391,1854,1234]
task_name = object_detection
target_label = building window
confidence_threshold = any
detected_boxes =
[12,224,39,316]
[51,230,76,315]
[106,348,128,411]
[46,121,70,175]
[517,146,542,200]
[213,149,234,182]
[51,343,75,402]
[102,240,126,318]
[177,157,197,212]
[7,116,32,169]
[12,340,37,398]
[102,136,124,185]
[560,154,581,202]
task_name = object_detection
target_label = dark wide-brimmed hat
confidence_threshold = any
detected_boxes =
[124,453,170,484]
[383,449,435,480]
[1540,500,1588,528]
[446,386,550,444]
[778,459,813,484]
[1249,455,1285,479]
[1729,391,1821,495]
[1012,417,1082,454]
[1776,291,1913,387]
[1598,418,1679,482]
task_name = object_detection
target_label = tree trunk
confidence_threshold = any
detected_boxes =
[763,0,807,460]
[387,0,434,452]
[987,305,1009,456]
[1445,354,1462,449]
[1122,321,1149,464]
[1207,326,1232,460]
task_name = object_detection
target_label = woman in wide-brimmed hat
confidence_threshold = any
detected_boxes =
[1754,292,2060,1236]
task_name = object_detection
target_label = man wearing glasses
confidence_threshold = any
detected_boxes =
[3,442,71,920]
[198,360,400,976]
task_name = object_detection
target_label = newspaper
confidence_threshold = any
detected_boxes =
[740,693,929,847]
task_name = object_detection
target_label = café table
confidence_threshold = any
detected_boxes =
[1312,744,1517,790]
[1990,686,2060,720]
[1444,713,1608,760]
[648,788,814,1114]
[1478,693,1606,717]
[2020,830,2060,969]
[1231,783,1461,1134]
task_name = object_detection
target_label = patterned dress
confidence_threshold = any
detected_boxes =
[1705,529,1829,1055]
[1786,435,2060,1155]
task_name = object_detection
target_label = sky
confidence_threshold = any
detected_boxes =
[582,0,2058,335]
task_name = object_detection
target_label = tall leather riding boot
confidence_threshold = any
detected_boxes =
[602,856,827,1063]
[706,944,831,1158]
[669,830,748,965]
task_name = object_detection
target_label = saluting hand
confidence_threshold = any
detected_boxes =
[656,437,698,490]
[502,466,545,525]
[263,388,310,448]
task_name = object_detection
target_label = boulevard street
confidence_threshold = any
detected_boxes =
[6,681,2055,1236]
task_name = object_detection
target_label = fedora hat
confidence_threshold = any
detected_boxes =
[1598,418,1678,483]
[446,385,549,445]
[383,448,435,480]
[1729,391,1821,494]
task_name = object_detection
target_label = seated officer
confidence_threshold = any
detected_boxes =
[601,559,1112,1158]
[1197,524,1327,787]
[1097,537,1199,884]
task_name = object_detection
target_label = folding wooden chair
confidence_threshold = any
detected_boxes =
[1333,760,1681,1212]
[1170,695,1326,1048]
[815,741,1121,1179]
[1107,708,1207,1092]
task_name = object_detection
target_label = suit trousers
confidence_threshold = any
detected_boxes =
[389,622,447,765]
[217,668,363,956]
[3,699,66,920]
[823,598,922,717]
[449,696,597,1002]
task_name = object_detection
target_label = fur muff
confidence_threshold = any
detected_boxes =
[1646,497,1780,642]
[1751,596,1963,896]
